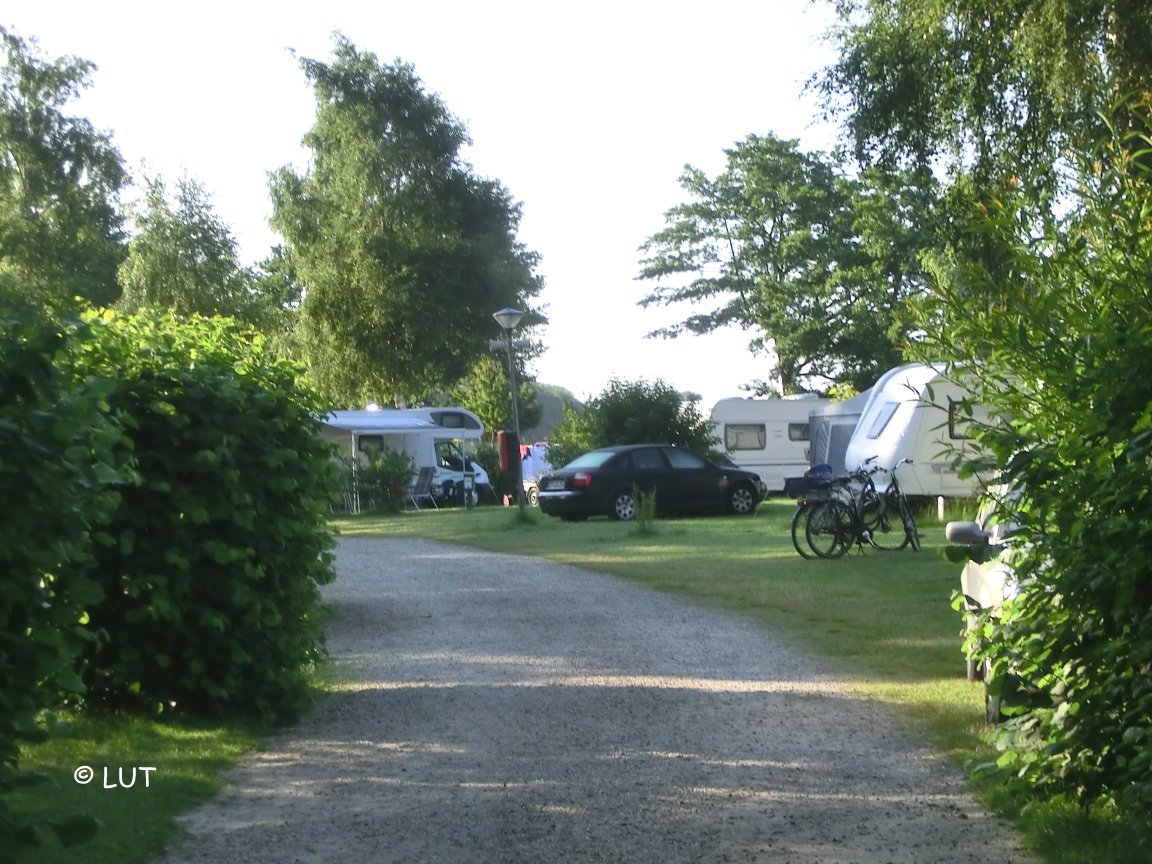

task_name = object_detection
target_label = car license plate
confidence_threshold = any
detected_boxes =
[546,479,566,490]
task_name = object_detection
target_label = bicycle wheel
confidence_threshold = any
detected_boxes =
[856,477,884,533]
[805,498,853,559]
[870,489,911,551]
[790,501,816,559]
[898,492,921,551]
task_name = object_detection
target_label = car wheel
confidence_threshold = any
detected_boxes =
[729,483,757,515]
[610,489,637,521]
[527,485,540,507]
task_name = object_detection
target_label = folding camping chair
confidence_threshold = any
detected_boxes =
[406,466,439,510]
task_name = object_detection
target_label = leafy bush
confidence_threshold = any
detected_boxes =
[548,378,719,467]
[924,114,1152,815]
[71,310,339,722]
[363,447,417,511]
[0,296,129,852]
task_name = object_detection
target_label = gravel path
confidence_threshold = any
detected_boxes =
[159,537,1037,864]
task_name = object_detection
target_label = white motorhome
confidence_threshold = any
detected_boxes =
[842,363,991,498]
[320,406,491,506]
[711,395,830,494]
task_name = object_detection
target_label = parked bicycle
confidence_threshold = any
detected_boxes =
[801,457,921,558]
[789,465,853,559]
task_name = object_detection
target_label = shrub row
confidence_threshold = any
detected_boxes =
[0,299,339,852]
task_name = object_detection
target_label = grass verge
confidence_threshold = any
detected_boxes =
[9,712,262,864]
[331,499,1151,864]
[10,657,335,863]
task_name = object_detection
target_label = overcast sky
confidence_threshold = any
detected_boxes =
[7,0,841,411]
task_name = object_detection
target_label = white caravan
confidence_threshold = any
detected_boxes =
[319,406,491,505]
[711,395,830,494]
[842,363,991,498]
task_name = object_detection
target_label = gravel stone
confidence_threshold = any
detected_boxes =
[158,536,1037,863]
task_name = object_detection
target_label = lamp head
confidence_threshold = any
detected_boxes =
[492,307,524,331]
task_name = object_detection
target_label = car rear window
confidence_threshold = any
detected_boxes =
[563,450,616,470]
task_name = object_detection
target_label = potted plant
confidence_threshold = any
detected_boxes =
[359,446,416,511]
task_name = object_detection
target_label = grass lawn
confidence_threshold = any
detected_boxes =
[9,712,261,864]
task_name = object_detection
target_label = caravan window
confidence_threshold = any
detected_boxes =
[948,397,992,439]
[948,398,972,439]
[357,435,384,452]
[428,410,481,430]
[866,402,900,439]
[724,423,766,451]
[787,423,809,442]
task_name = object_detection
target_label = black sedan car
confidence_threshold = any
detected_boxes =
[536,444,766,521]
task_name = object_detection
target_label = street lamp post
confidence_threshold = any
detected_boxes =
[492,307,526,512]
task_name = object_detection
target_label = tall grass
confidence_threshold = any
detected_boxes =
[631,484,658,536]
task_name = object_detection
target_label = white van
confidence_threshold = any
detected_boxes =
[711,395,829,493]
[842,364,992,498]
[519,442,553,506]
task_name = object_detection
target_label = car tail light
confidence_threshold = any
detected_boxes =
[572,471,592,488]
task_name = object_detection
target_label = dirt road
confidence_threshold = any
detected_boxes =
[159,537,1036,863]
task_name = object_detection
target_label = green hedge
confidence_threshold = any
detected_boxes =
[0,301,340,857]
[0,298,129,851]
[70,310,340,721]
[932,116,1152,817]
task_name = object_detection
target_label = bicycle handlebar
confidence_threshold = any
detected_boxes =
[857,456,914,473]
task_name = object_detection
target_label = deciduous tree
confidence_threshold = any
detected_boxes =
[0,28,126,308]
[117,173,257,321]
[547,378,717,468]
[928,117,1152,817]
[448,353,542,443]
[638,134,930,393]
[816,0,1152,193]
[250,244,304,360]
[270,36,543,407]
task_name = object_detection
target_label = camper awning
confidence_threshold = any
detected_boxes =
[321,410,438,434]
